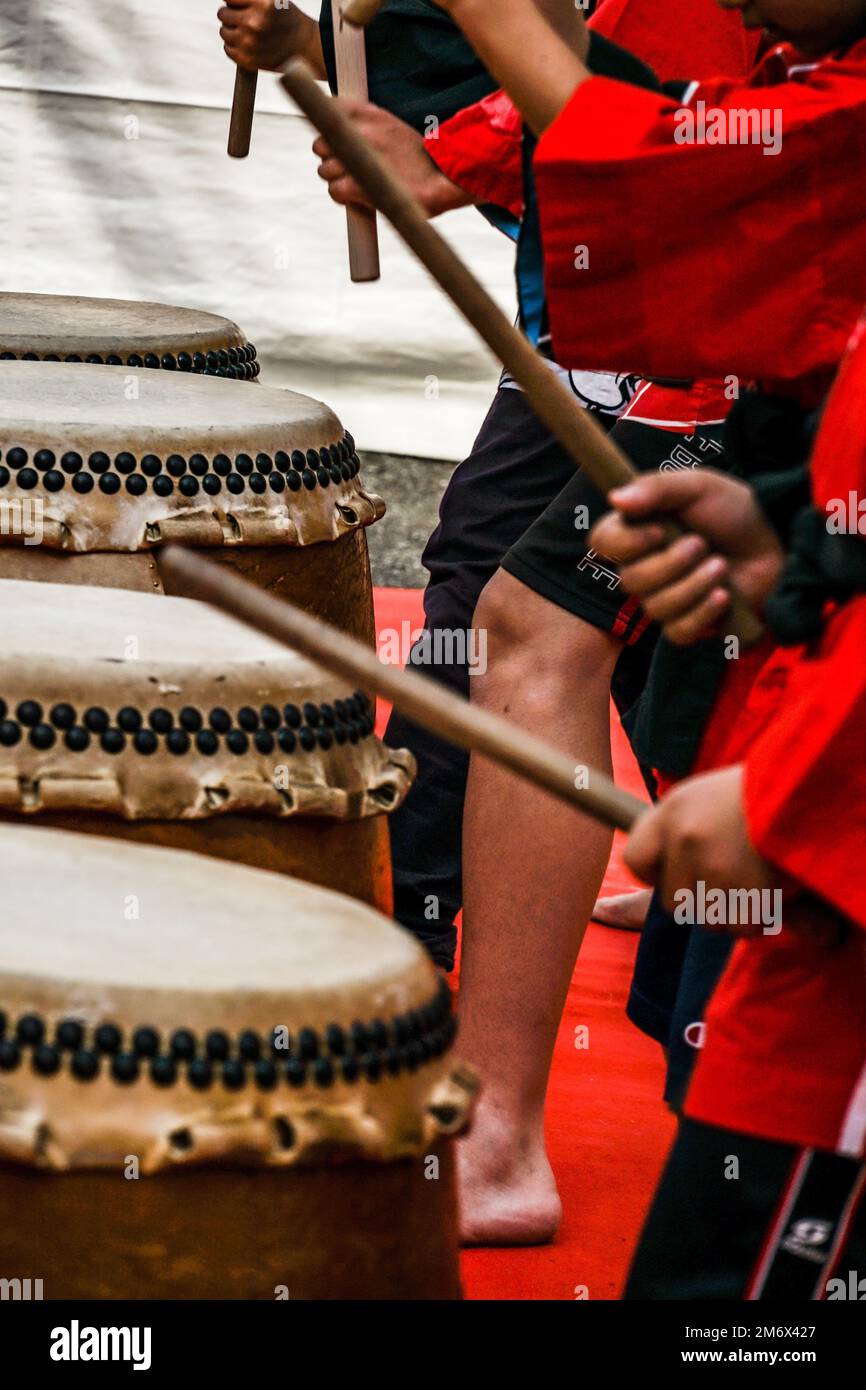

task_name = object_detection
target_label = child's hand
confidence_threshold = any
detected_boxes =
[218,0,325,77]
[624,766,782,933]
[589,469,785,645]
[313,100,471,216]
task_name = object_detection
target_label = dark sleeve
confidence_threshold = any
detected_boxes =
[318,0,497,131]
[585,31,683,95]
[721,392,819,543]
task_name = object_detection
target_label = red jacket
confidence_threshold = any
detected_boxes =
[685,318,866,1155]
[429,90,524,220]
[592,0,757,79]
[427,0,757,220]
[533,39,866,400]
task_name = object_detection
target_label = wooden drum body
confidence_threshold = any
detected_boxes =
[0,580,414,912]
[0,827,478,1299]
[0,360,383,643]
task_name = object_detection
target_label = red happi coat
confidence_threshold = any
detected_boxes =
[427,0,756,220]
[533,39,866,400]
[591,0,758,79]
[684,319,866,1155]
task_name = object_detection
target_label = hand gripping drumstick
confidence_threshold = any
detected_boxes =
[330,1,380,281]
[160,546,648,833]
[228,66,258,158]
[280,58,765,648]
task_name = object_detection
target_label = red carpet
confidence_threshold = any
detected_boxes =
[374,589,675,1300]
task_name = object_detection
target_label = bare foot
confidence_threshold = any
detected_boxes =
[456,1106,562,1246]
[591,887,652,932]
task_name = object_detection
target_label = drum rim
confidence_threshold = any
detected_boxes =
[0,292,255,370]
[0,979,456,1094]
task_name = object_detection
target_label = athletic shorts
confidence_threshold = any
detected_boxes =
[501,384,728,643]
[626,1118,866,1300]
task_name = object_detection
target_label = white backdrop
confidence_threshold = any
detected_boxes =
[0,0,516,459]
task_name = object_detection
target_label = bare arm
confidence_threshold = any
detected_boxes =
[314,99,474,216]
[440,0,592,135]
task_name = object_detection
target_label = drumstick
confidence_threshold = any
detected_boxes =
[159,545,648,833]
[331,0,380,281]
[341,0,386,25]
[228,66,258,158]
[280,58,764,649]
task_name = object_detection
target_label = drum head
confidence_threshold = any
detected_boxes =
[0,578,413,821]
[0,292,256,378]
[0,823,474,1173]
[0,362,382,551]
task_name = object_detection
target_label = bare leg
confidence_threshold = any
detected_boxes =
[458,571,620,1245]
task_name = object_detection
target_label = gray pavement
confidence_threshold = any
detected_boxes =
[358,451,454,590]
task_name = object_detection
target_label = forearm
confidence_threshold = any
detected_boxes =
[425,164,476,215]
[445,0,591,135]
[407,146,477,216]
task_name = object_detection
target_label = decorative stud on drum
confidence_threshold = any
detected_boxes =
[0,361,382,642]
[0,825,477,1299]
[0,291,259,379]
[0,580,413,911]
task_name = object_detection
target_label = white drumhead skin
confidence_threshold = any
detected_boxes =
[0,825,475,1173]
[0,359,331,435]
[1,576,307,665]
[0,292,247,358]
[0,579,414,822]
[0,823,430,1027]
[0,362,381,551]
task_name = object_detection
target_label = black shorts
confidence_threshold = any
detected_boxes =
[627,894,733,1109]
[385,382,650,967]
[626,1118,866,1300]
[501,415,727,645]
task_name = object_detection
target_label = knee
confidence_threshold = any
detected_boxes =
[472,570,619,685]
[472,570,530,651]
